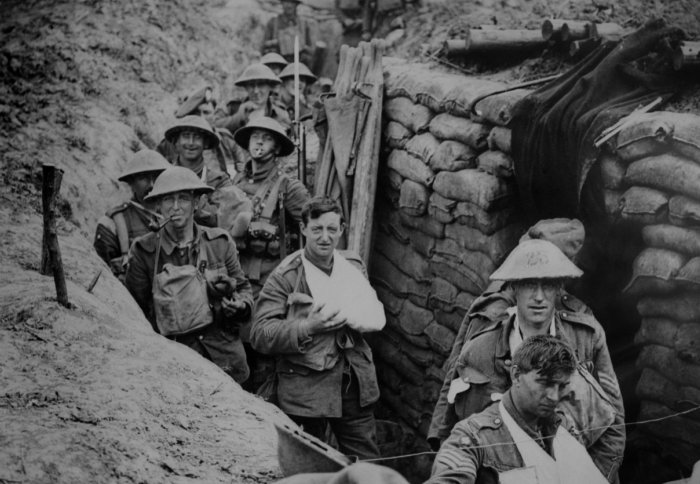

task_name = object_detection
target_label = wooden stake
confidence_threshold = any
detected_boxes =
[41,164,70,307]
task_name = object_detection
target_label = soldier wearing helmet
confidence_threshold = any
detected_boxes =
[277,62,317,121]
[94,149,171,281]
[261,0,316,67]
[232,116,310,392]
[428,235,625,482]
[212,63,291,137]
[260,52,288,76]
[125,166,253,384]
[163,115,253,235]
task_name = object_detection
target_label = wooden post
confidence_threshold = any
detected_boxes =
[41,164,70,307]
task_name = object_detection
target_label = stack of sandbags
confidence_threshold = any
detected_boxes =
[368,63,528,439]
[606,111,700,466]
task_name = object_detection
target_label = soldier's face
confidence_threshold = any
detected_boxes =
[248,129,280,160]
[301,211,344,260]
[513,279,560,329]
[245,81,272,107]
[511,367,571,420]
[283,78,308,94]
[282,0,297,16]
[175,130,205,163]
[159,191,196,229]
[129,172,158,204]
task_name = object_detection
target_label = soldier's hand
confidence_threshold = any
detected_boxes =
[222,295,247,318]
[304,303,347,335]
[207,274,235,299]
[240,101,258,117]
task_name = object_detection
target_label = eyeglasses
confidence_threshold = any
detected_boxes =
[515,280,560,294]
[161,192,194,208]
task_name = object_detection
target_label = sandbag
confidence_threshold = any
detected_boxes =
[473,88,532,127]
[424,322,456,356]
[433,169,515,211]
[487,126,512,153]
[615,111,700,162]
[624,248,685,296]
[445,222,521,263]
[635,318,681,348]
[429,140,477,172]
[383,96,433,133]
[409,230,437,258]
[386,149,435,187]
[429,254,484,295]
[433,237,496,285]
[399,211,445,238]
[675,257,700,287]
[635,369,700,414]
[434,308,465,333]
[379,209,410,244]
[454,201,517,235]
[385,120,413,149]
[428,192,457,224]
[375,285,405,316]
[619,186,668,225]
[375,230,431,283]
[477,150,514,178]
[367,332,424,385]
[625,154,700,201]
[669,195,700,227]
[384,167,403,191]
[398,300,434,336]
[404,132,441,165]
[429,113,490,150]
[599,153,627,190]
[637,292,700,322]
[637,345,700,389]
[642,224,700,256]
[637,401,700,464]
[676,322,700,364]
[384,63,505,117]
[399,179,429,216]
[604,189,622,218]
[428,277,458,312]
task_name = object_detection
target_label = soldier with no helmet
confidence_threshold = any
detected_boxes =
[125,166,252,383]
[261,0,316,67]
[94,149,170,281]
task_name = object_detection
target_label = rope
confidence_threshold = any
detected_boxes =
[361,403,700,463]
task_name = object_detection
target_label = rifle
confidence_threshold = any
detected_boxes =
[294,35,307,188]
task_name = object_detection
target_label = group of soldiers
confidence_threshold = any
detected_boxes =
[91,3,629,481]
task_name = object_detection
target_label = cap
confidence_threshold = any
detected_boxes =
[175,86,213,118]
[145,166,214,201]
[233,116,295,157]
[490,239,583,281]
[118,149,171,182]
[163,115,220,150]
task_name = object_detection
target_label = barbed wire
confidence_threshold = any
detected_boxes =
[362,402,700,463]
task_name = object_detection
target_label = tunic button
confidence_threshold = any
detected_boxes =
[198,335,204,340]
[505,359,512,366]
[494,418,501,425]
[562,312,567,317]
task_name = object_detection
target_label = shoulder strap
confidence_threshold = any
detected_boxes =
[260,174,287,222]
[152,234,162,293]
[113,211,130,256]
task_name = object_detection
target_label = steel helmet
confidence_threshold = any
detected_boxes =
[175,86,214,118]
[234,63,281,86]
[490,239,583,281]
[233,116,295,157]
[278,62,318,83]
[145,166,214,201]
[164,115,220,149]
[118,149,171,182]
[260,52,288,70]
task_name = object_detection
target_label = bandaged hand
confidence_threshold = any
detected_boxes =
[304,303,347,335]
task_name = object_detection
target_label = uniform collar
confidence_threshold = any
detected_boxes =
[243,159,278,182]
[159,223,202,255]
[508,309,556,355]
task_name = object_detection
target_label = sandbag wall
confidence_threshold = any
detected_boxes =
[366,62,528,443]
[600,111,700,467]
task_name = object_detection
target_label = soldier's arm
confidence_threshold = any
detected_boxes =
[261,17,278,54]
[223,236,253,320]
[94,216,120,265]
[211,105,248,133]
[284,179,311,223]
[251,267,312,355]
[426,423,480,484]
[124,243,158,332]
[589,328,626,481]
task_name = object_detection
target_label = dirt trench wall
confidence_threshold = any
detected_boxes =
[369,62,700,469]
[367,61,529,445]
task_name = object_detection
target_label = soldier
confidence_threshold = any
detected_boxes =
[251,196,386,459]
[428,335,610,484]
[277,61,317,121]
[261,0,316,67]
[260,52,288,76]
[125,166,252,384]
[94,149,170,281]
[212,63,291,136]
[157,85,239,176]
[431,238,625,481]
[163,115,252,236]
